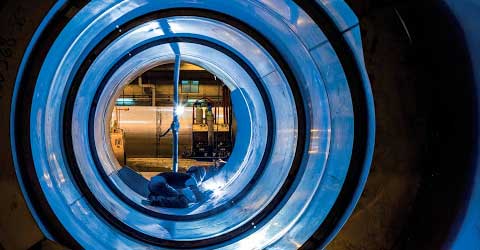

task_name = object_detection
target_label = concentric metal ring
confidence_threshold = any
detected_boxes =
[11,1,375,249]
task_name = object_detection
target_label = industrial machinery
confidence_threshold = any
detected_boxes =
[110,123,126,166]
[189,98,233,160]
[2,0,480,250]
[107,65,234,172]
[108,56,235,209]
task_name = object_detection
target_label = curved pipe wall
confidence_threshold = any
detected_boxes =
[2,0,480,249]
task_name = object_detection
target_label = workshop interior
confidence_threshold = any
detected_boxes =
[0,0,479,249]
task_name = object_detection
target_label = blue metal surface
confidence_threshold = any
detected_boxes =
[70,25,296,241]
[85,39,273,219]
[9,0,69,241]
[10,0,375,249]
[315,0,358,32]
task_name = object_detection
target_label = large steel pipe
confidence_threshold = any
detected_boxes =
[6,1,376,249]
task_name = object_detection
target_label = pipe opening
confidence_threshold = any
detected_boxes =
[106,62,237,208]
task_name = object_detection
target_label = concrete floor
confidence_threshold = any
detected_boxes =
[127,158,214,179]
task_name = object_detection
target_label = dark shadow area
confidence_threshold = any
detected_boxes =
[329,1,476,249]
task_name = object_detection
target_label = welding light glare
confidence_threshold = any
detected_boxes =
[175,105,185,116]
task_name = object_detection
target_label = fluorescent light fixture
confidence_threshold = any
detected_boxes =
[116,98,135,105]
